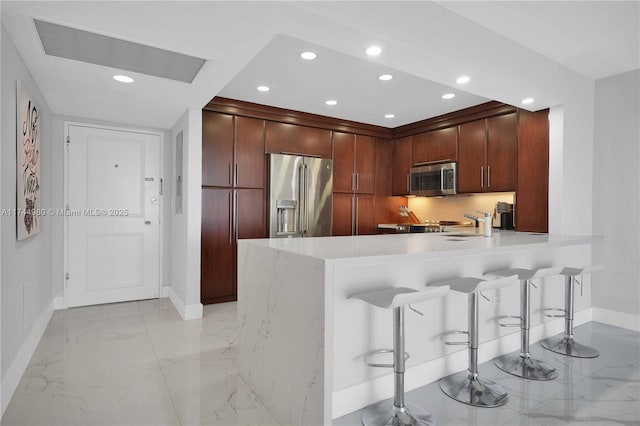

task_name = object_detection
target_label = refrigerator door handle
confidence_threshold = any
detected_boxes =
[304,163,310,233]
[298,163,305,236]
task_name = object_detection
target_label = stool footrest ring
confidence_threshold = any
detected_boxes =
[442,330,469,346]
[542,308,567,318]
[495,315,521,327]
[363,349,409,368]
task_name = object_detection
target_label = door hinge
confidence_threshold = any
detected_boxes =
[159,178,163,196]
[65,272,70,280]
[66,135,70,149]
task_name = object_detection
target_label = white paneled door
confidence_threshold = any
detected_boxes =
[66,124,161,307]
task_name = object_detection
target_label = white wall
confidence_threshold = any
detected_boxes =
[592,69,640,323]
[169,108,202,320]
[1,23,54,414]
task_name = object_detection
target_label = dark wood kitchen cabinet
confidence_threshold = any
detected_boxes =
[201,187,265,304]
[412,127,458,165]
[516,109,549,233]
[265,121,332,159]
[235,116,266,189]
[458,113,516,193]
[333,132,375,194]
[332,193,376,236]
[201,110,266,304]
[202,112,234,187]
[202,111,265,189]
[392,136,412,195]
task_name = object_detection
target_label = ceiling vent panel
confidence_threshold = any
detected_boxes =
[34,19,206,83]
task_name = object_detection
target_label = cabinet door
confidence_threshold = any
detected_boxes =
[332,132,356,193]
[425,127,458,163]
[392,136,412,195]
[235,117,265,189]
[355,195,376,235]
[458,120,487,193]
[516,109,549,232]
[201,187,235,304]
[265,121,332,159]
[355,135,376,194]
[332,193,354,236]
[202,111,234,187]
[487,113,516,192]
[236,189,266,239]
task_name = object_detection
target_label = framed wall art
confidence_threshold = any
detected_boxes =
[16,80,41,240]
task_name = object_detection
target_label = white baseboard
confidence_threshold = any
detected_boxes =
[160,285,171,298]
[331,308,592,419]
[1,299,54,417]
[52,296,66,310]
[592,307,640,332]
[165,286,203,320]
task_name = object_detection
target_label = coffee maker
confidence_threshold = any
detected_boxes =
[495,202,515,230]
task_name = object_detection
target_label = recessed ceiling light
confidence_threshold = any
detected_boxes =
[113,74,134,83]
[325,100,338,106]
[456,75,470,84]
[257,85,270,92]
[521,97,535,105]
[378,74,393,81]
[300,51,317,60]
[385,114,396,119]
[442,93,455,100]
[366,45,382,56]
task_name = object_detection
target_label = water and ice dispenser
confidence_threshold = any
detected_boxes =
[276,200,297,236]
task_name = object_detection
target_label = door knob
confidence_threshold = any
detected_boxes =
[151,197,158,204]
[145,220,151,225]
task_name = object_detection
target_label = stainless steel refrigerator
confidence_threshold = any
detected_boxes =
[268,153,333,238]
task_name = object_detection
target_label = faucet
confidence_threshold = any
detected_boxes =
[464,213,481,228]
[465,211,492,237]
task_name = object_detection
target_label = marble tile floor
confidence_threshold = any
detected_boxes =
[2,299,638,426]
[1,299,278,426]
[335,321,640,426]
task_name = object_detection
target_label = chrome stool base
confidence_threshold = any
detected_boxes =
[362,400,436,426]
[494,353,558,381]
[440,371,508,408]
[540,335,599,358]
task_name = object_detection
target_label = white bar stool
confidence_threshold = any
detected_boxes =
[431,275,517,408]
[349,285,450,426]
[540,265,604,358]
[486,266,564,380]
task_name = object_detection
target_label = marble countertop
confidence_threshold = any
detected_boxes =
[239,230,601,263]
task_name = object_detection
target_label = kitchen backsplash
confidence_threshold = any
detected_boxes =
[408,193,515,223]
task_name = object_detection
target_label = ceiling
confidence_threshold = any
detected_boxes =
[1,1,638,130]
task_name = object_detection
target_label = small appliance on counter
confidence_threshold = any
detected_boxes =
[495,202,515,230]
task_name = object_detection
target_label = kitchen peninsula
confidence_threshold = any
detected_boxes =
[237,231,599,425]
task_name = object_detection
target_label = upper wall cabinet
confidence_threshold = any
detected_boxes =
[458,113,516,193]
[333,132,376,194]
[202,111,234,187]
[202,111,265,189]
[265,122,332,159]
[392,136,412,195]
[235,116,266,188]
[412,127,458,165]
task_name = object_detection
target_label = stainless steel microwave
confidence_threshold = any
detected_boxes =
[409,161,457,196]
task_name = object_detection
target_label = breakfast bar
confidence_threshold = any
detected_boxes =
[237,231,599,425]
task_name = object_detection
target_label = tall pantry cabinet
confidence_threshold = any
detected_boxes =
[332,132,377,236]
[201,111,266,304]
